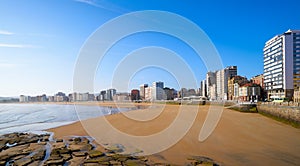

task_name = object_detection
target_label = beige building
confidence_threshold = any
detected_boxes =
[228,75,248,100]
[139,84,148,100]
[239,83,261,102]
[294,87,300,102]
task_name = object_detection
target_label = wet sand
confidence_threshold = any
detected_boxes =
[48,104,300,165]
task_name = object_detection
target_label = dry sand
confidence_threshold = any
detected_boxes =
[48,103,300,165]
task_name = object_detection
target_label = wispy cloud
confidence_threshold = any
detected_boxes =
[0,30,14,35]
[0,43,38,48]
[74,0,129,14]
[0,63,17,68]
[75,0,99,7]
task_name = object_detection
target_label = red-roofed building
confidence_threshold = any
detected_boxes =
[239,83,261,102]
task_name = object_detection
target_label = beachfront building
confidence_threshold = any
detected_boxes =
[163,87,176,100]
[54,92,68,102]
[151,81,164,100]
[238,83,261,102]
[251,74,266,101]
[294,87,300,102]
[130,89,140,101]
[263,29,300,100]
[228,75,248,101]
[139,84,148,100]
[145,87,152,101]
[251,74,264,89]
[19,95,28,102]
[113,92,130,101]
[200,80,207,97]
[206,66,237,101]
[216,66,237,100]
[106,89,116,101]
[206,71,216,100]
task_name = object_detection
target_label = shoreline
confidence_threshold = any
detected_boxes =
[1,104,300,165]
[47,104,300,165]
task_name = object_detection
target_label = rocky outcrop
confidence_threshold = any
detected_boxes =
[0,133,220,165]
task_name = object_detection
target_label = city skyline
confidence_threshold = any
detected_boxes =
[1,0,300,97]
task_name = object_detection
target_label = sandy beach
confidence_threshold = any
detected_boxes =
[48,103,300,165]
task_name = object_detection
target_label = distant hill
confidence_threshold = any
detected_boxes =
[0,97,19,103]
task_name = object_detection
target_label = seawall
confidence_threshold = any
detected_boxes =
[257,102,300,126]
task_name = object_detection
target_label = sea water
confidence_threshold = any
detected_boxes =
[0,103,130,135]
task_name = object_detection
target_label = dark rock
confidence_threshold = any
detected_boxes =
[52,142,65,149]
[109,160,122,165]
[42,135,50,142]
[12,154,27,160]
[0,144,30,161]
[68,144,92,152]
[31,149,46,161]
[88,150,104,158]
[187,156,220,166]
[61,153,72,161]
[28,161,42,166]
[0,160,6,165]
[83,163,101,166]
[111,154,131,162]
[105,144,125,153]
[56,139,63,142]
[73,151,87,157]
[14,157,32,166]
[73,137,81,143]
[85,156,112,163]
[45,158,64,165]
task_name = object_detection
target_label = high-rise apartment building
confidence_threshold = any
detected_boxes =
[206,71,216,100]
[106,89,116,101]
[200,80,207,97]
[216,66,237,100]
[263,29,300,100]
[139,84,148,100]
[152,81,164,100]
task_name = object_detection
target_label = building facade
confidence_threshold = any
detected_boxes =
[294,87,300,102]
[130,89,140,101]
[145,87,152,101]
[151,81,164,100]
[200,80,207,97]
[238,83,261,102]
[206,71,216,100]
[228,75,248,100]
[216,66,237,100]
[263,29,300,100]
[139,84,148,100]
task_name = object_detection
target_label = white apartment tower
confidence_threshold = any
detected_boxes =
[263,29,300,100]
[206,71,216,100]
[152,81,164,100]
[139,84,148,100]
[216,66,237,100]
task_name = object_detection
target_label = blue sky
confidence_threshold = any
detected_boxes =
[1,0,300,96]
